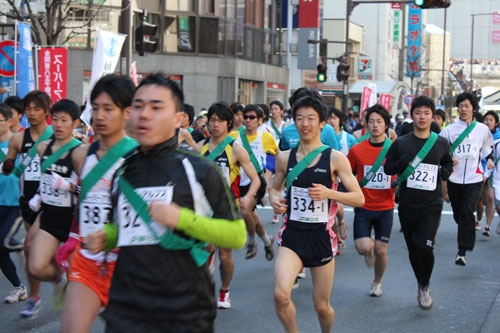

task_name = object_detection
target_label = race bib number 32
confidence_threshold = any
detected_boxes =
[407,163,438,191]
[290,186,328,223]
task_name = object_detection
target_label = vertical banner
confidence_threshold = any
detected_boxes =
[393,9,401,44]
[297,0,320,69]
[17,22,35,98]
[361,87,372,113]
[406,5,421,77]
[492,30,500,44]
[368,83,377,107]
[81,30,126,125]
[131,61,138,86]
[38,48,67,104]
[380,94,392,111]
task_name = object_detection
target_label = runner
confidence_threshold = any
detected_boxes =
[27,99,83,311]
[489,137,500,235]
[230,103,245,132]
[85,73,246,332]
[5,96,25,133]
[270,95,364,332]
[2,90,53,318]
[384,95,453,310]
[194,101,261,309]
[348,104,396,297]
[230,104,277,261]
[354,110,398,142]
[0,104,26,304]
[439,92,494,266]
[59,74,137,333]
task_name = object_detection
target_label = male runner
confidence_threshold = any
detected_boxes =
[86,73,246,332]
[28,99,83,310]
[270,96,364,332]
[348,104,395,297]
[2,90,52,318]
[439,92,493,265]
[0,104,26,303]
[354,110,397,142]
[384,96,453,310]
[5,96,25,133]
[230,104,277,260]
[194,101,260,309]
[230,103,245,132]
[59,74,137,333]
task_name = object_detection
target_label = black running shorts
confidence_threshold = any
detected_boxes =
[353,207,394,243]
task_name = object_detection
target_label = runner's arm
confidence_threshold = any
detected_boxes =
[71,144,89,176]
[269,151,288,214]
[192,139,204,153]
[383,141,412,175]
[439,142,454,181]
[2,132,21,175]
[234,141,260,200]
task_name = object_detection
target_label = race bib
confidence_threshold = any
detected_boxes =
[21,153,41,181]
[363,165,391,190]
[407,163,438,191]
[0,148,6,174]
[117,186,173,247]
[39,173,72,207]
[290,186,328,223]
[454,138,478,160]
[79,192,112,238]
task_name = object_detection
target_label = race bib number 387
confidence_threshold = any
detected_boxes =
[290,186,328,223]
[407,163,438,191]
[117,186,173,247]
[79,192,112,238]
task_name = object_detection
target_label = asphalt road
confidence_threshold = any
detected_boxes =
[1,203,500,332]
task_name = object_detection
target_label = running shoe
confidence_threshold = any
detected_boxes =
[483,226,490,237]
[455,255,467,266]
[245,242,258,260]
[364,247,375,268]
[51,273,67,310]
[217,290,231,309]
[418,285,432,310]
[339,220,349,240]
[369,283,382,297]
[5,285,27,304]
[20,297,41,319]
[475,221,481,231]
[292,278,299,290]
[272,215,280,224]
[264,236,275,261]
[297,267,306,279]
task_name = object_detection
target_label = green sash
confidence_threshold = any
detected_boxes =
[450,121,476,154]
[188,127,193,134]
[79,136,138,204]
[238,127,262,173]
[357,132,371,143]
[118,175,209,267]
[206,136,234,161]
[286,145,329,194]
[271,121,282,139]
[40,138,81,173]
[0,149,6,163]
[14,126,54,177]
[397,132,439,195]
[359,139,392,188]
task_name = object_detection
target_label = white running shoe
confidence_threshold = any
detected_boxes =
[217,290,231,309]
[5,285,27,304]
[272,215,280,224]
[455,255,466,266]
[297,267,306,279]
[475,221,481,231]
[418,285,432,310]
[369,283,382,297]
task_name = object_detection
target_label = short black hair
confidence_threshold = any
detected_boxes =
[136,72,184,112]
[0,103,13,120]
[410,95,435,116]
[365,104,390,129]
[456,92,478,111]
[474,111,484,123]
[51,99,80,121]
[183,104,195,125]
[208,102,233,130]
[328,107,344,121]
[230,102,245,114]
[91,74,135,109]
[484,111,499,125]
[289,87,322,107]
[292,96,327,123]
[270,100,284,111]
[434,108,446,123]
[259,104,270,122]
[23,90,51,113]
[244,104,264,119]
[4,96,23,116]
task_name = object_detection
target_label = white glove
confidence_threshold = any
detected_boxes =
[51,172,71,191]
[28,194,41,212]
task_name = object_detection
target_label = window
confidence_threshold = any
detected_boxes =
[199,0,223,16]
[226,22,236,56]
[199,17,220,54]
[163,15,195,53]
[246,0,254,25]
[166,0,194,12]
[245,26,254,60]
[236,0,245,24]
[227,0,236,19]
[236,23,244,58]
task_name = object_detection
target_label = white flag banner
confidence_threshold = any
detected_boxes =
[81,30,126,126]
[368,83,377,107]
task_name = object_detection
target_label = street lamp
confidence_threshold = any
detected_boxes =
[470,12,500,81]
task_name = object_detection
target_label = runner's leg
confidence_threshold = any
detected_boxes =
[218,248,234,291]
[23,219,41,298]
[28,229,61,282]
[310,259,335,333]
[61,281,101,333]
[373,241,388,284]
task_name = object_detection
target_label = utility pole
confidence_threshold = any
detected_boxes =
[120,0,132,76]
[440,7,447,98]
[343,0,352,118]
[398,3,407,81]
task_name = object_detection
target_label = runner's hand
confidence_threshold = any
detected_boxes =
[28,194,41,212]
[85,230,106,254]
[487,159,495,170]
[148,201,181,229]
[453,157,459,166]
[271,198,287,215]
[308,183,331,201]
[239,195,252,214]
[51,172,71,191]
[55,236,79,269]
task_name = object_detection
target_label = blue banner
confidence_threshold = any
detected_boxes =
[406,5,421,78]
[281,0,299,29]
[17,22,35,98]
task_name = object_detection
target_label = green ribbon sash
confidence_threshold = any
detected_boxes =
[206,136,234,161]
[271,121,282,139]
[14,126,54,177]
[357,132,371,143]
[239,127,262,173]
[40,138,81,173]
[359,138,392,188]
[286,145,329,194]
[450,121,476,154]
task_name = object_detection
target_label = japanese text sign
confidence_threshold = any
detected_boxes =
[38,48,67,103]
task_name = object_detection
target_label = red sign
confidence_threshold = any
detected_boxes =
[39,48,67,104]
[361,87,372,113]
[391,3,402,9]
[0,40,16,77]
[298,0,321,28]
[380,94,392,111]
[493,30,500,43]
[493,12,500,25]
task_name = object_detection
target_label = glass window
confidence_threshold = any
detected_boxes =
[227,0,236,19]
[226,22,236,57]
[264,2,271,30]
[166,0,194,12]
[245,27,254,60]
[254,29,264,63]
[236,24,245,58]
[218,19,226,55]
[256,0,264,29]
[199,0,223,16]
[246,0,254,25]
[199,17,220,54]
[163,15,195,53]
[236,0,245,24]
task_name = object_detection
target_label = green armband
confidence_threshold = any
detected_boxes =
[103,222,118,251]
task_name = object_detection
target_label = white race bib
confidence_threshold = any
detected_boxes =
[39,173,72,207]
[117,186,173,247]
[79,192,112,238]
[407,163,438,191]
[21,153,41,181]
[290,186,328,223]
[216,162,230,186]
[363,165,391,189]
[454,138,478,160]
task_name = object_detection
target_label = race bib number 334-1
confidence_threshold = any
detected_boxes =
[290,186,328,223]
[117,186,173,247]
[407,163,438,191]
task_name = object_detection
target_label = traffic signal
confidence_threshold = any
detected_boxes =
[317,64,327,82]
[336,63,350,82]
[135,13,158,56]
[414,0,451,8]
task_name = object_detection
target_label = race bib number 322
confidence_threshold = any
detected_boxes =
[290,186,328,223]
[407,163,438,191]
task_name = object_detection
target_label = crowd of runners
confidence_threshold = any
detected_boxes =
[0,72,498,332]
